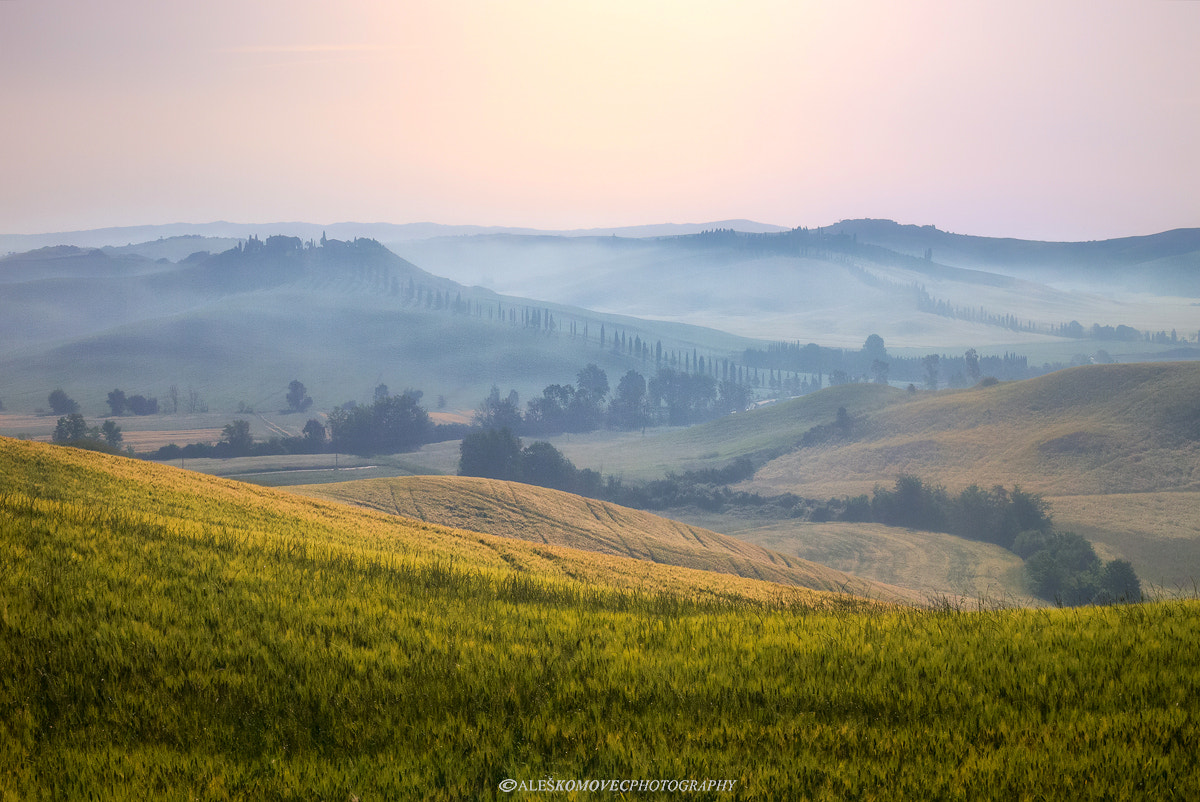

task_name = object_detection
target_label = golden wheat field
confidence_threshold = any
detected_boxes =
[292,474,922,603]
[3,436,1200,799]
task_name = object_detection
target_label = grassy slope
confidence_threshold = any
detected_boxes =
[3,437,1200,799]
[743,363,1200,587]
[291,475,920,603]
[0,438,833,609]
[552,363,1200,495]
[549,363,1200,590]
[749,362,1200,497]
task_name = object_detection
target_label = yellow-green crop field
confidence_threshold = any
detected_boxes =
[292,475,919,603]
[2,437,1198,799]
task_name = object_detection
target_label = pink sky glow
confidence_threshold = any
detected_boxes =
[1,0,1197,241]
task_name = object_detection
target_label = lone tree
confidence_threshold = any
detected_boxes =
[221,419,253,454]
[101,420,123,447]
[48,389,79,415]
[52,413,88,442]
[964,348,981,382]
[458,427,523,480]
[302,418,326,446]
[1097,559,1142,604]
[107,389,127,416]
[286,380,313,413]
[922,354,940,391]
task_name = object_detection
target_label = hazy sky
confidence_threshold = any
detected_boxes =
[2,0,1197,240]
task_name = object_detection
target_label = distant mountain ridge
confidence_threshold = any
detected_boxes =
[0,219,790,253]
[823,218,1200,290]
[0,233,758,414]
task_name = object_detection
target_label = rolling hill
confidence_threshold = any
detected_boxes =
[823,218,1200,294]
[0,235,757,415]
[0,218,790,254]
[4,221,1196,424]
[540,363,1200,589]
[3,437,1199,798]
[0,436,850,610]
[290,474,922,603]
[396,226,1200,349]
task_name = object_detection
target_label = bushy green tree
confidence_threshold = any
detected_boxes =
[922,354,940,390]
[221,419,253,454]
[520,441,577,490]
[609,370,647,430]
[101,420,123,447]
[1096,559,1142,604]
[474,386,523,432]
[871,474,948,531]
[525,384,574,434]
[715,380,751,416]
[328,391,430,455]
[52,413,88,442]
[302,418,326,447]
[48,389,79,415]
[126,394,158,416]
[107,389,127,416]
[458,428,523,480]
[964,348,981,381]
[286,380,313,413]
[1024,531,1103,606]
[570,364,610,431]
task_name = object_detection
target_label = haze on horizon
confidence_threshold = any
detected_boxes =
[1,0,1197,242]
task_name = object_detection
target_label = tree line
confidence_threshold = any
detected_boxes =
[741,335,1037,389]
[478,363,753,435]
[148,381,463,459]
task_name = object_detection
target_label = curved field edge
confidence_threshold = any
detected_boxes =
[680,514,1032,605]
[2,438,1199,799]
[290,474,922,604]
[0,437,845,610]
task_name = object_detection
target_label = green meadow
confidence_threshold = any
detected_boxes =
[2,437,1199,799]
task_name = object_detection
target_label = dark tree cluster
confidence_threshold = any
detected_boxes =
[862,475,1051,550]
[151,416,330,460]
[457,428,602,496]
[106,389,159,416]
[459,430,772,513]
[1015,531,1142,606]
[48,389,79,415]
[518,363,613,434]
[285,380,313,414]
[327,389,432,456]
[482,362,753,438]
[147,379,467,460]
[51,413,124,453]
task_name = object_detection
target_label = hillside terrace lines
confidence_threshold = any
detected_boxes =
[292,474,919,602]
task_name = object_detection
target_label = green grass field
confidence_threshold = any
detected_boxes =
[3,437,1200,799]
